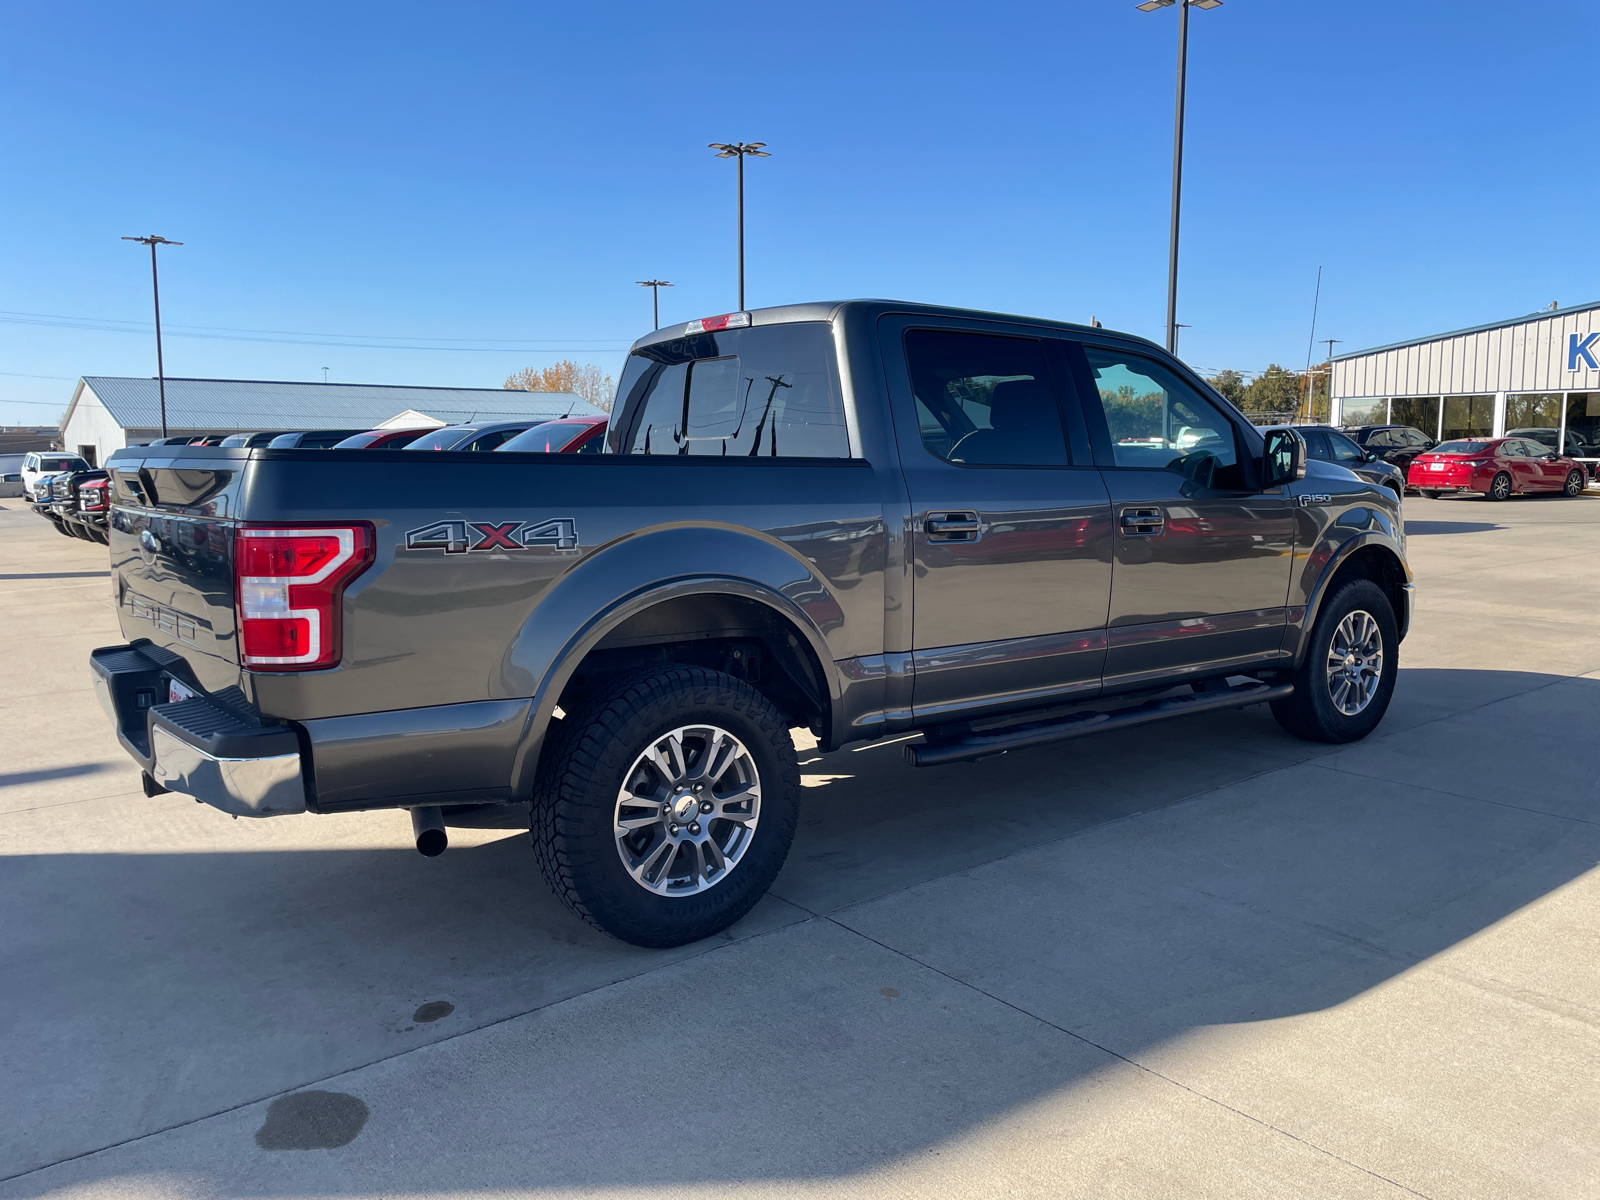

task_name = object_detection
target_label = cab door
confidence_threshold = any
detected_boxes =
[1068,340,1295,691]
[879,316,1114,722]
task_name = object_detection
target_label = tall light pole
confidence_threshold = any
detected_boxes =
[121,234,183,438]
[708,142,770,311]
[636,279,674,330]
[1136,0,1222,354]
[1321,338,1342,422]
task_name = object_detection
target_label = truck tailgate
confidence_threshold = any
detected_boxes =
[107,454,244,694]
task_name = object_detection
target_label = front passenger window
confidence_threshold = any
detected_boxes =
[1084,347,1243,488]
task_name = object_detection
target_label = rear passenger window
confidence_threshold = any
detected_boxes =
[614,323,848,457]
[902,330,1069,466]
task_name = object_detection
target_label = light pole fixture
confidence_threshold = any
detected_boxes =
[1136,0,1222,354]
[636,279,674,330]
[122,234,183,438]
[708,142,770,311]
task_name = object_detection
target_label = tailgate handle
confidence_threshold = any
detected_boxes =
[1120,507,1164,536]
[925,512,981,543]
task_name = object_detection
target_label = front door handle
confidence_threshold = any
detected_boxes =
[1119,507,1164,536]
[925,512,981,542]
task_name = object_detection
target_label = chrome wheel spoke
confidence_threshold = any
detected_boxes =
[616,723,761,897]
[1325,609,1384,717]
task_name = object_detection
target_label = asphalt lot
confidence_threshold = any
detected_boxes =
[3,490,1598,1199]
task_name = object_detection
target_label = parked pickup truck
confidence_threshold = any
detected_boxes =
[91,300,1412,947]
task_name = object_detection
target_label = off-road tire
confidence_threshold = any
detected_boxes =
[1271,578,1398,744]
[1564,470,1585,497]
[531,666,800,948]
[1487,471,1512,501]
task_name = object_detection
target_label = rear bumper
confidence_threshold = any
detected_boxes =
[90,643,307,817]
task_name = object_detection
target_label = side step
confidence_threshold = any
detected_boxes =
[904,680,1294,767]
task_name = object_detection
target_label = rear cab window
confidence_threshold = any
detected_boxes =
[611,323,849,458]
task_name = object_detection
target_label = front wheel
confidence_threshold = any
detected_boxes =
[1271,578,1398,744]
[1564,470,1586,497]
[531,666,801,948]
[1487,471,1512,501]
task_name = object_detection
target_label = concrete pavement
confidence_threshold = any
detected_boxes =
[2,491,1598,1198]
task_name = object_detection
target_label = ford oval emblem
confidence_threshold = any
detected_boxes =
[139,528,159,563]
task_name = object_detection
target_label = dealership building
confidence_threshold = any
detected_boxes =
[1330,299,1600,466]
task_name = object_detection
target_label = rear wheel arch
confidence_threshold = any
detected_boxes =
[510,580,838,800]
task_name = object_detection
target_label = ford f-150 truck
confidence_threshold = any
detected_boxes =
[91,300,1412,947]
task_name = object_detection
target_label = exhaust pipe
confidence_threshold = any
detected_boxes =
[410,807,448,857]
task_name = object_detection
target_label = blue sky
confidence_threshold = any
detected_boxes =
[2,0,1594,425]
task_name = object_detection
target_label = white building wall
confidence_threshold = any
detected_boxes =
[1332,305,1600,401]
[60,384,129,467]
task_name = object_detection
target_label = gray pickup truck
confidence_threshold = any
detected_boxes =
[92,300,1412,946]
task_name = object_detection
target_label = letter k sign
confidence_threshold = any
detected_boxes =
[1570,332,1600,371]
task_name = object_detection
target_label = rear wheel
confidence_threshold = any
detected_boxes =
[1271,578,1398,744]
[1564,470,1585,497]
[531,666,801,948]
[1487,471,1512,501]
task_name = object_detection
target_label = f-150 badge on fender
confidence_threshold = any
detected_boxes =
[404,518,579,554]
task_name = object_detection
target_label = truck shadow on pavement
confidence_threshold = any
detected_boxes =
[4,667,1597,1193]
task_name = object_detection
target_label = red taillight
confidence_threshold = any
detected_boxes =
[235,524,373,670]
[683,311,751,334]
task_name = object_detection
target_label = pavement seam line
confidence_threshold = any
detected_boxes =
[0,900,819,1186]
[821,913,1438,1200]
[1312,760,1600,829]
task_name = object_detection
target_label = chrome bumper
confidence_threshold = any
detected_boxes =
[148,726,307,818]
[90,644,307,818]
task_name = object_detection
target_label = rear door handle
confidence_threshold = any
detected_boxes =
[925,512,981,542]
[1120,507,1164,536]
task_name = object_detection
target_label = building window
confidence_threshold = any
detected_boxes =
[1506,393,1562,431]
[1340,398,1387,427]
[1567,394,1600,457]
[1441,395,1493,442]
[1390,396,1440,439]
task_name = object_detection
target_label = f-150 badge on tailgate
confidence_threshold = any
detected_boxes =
[404,518,579,554]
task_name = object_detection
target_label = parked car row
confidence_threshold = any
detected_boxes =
[1407,437,1589,500]
[1338,423,1598,485]
[23,418,609,540]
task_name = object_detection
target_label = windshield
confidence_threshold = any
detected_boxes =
[1433,440,1494,455]
[404,427,474,451]
[497,421,597,453]
[40,456,85,471]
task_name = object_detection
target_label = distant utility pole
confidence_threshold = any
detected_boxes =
[636,279,674,330]
[1321,338,1342,420]
[1301,265,1323,422]
[708,142,770,311]
[1174,323,1191,352]
[322,367,330,384]
[121,234,183,438]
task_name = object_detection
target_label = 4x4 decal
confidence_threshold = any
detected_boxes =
[405,518,579,554]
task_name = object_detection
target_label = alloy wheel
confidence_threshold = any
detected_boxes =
[614,724,761,896]
[1325,609,1384,717]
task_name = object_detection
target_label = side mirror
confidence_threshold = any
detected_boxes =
[1361,450,1377,463]
[1261,428,1306,489]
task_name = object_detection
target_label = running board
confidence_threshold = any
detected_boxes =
[903,681,1294,768]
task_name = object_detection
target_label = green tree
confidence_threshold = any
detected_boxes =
[1206,369,1247,407]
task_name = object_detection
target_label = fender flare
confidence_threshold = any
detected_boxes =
[503,573,842,800]
[1289,529,1412,667]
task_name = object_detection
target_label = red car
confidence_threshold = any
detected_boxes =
[331,428,436,449]
[1407,436,1588,501]
[494,415,608,454]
